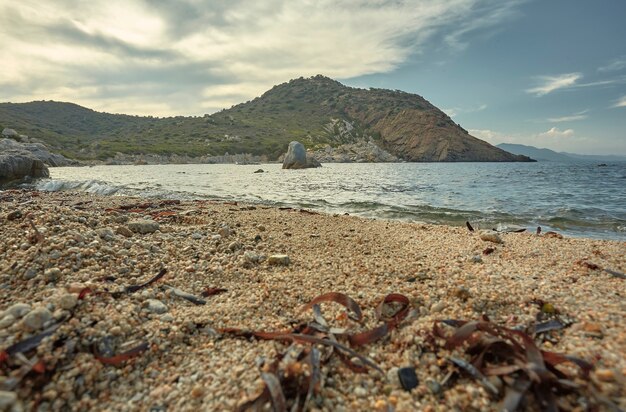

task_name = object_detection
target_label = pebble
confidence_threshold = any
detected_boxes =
[386,367,401,388]
[268,254,290,266]
[228,241,241,251]
[191,385,205,398]
[22,307,52,331]
[191,232,203,240]
[398,367,419,391]
[57,294,78,310]
[23,268,38,280]
[470,255,483,263]
[243,251,260,263]
[96,228,116,241]
[116,226,134,238]
[145,299,168,314]
[218,226,232,238]
[128,219,160,234]
[4,303,31,319]
[430,302,446,313]
[160,314,175,322]
[0,315,15,329]
[582,323,604,339]
[594,369,615,382]
[6,210,22,221]
[479,231,503,244]
[0,391,17,410]
[454,286,472,301]
[425,379,442,395]
[44,267,61,283]
[354,387,367,397]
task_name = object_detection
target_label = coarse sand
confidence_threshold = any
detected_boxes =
[0,190,624,411]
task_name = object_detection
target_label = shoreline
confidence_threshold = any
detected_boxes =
[0,190,624,411]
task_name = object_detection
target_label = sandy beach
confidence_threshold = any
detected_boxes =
[0,189,624,411]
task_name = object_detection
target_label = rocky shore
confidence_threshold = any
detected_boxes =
[0,190,624,411]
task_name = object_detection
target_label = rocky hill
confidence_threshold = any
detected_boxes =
[0,76,532,162]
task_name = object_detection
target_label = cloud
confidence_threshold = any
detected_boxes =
[598,57,626,73]
[547,110,588,123]
[468,128,507,143]
[538,127,574,138]
[0,0,525,116]
[526,73,582,96]
[613,95,626,108]
[444,103,487,118]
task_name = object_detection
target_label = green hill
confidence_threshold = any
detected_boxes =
[0,75,531,162]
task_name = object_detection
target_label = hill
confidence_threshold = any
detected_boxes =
[496,143,575,162]
[497,143,626,163]
[0,76,531,162]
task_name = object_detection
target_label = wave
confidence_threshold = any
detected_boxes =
[18,174,626,241]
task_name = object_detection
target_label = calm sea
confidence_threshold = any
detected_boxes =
[28,162,626,240]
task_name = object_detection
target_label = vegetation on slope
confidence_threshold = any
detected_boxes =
[0,76,529,162]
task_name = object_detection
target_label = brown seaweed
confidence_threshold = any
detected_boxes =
[125,268,167,293]
[95,341,150,366]
[433,319,594,411]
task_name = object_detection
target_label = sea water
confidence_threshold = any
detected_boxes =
[27,162,626,240]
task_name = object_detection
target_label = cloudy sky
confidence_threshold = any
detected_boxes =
[1,0,625,154]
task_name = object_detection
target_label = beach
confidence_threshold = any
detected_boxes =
[0,189,624,411]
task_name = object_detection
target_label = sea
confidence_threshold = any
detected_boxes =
[23,162,626,241]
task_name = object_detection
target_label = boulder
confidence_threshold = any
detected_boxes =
[282,141,321,169]
[1,128,18,137]
[0,150,49,184]
[0,138,74,167]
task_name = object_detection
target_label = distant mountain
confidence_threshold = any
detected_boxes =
[496,144,575,162]
[497,143,626,163]
[0,75,531,162]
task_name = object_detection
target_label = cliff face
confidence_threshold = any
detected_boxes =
[0,76,532,162]
[365,108,527,162]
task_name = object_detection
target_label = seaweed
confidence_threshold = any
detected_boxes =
[94,341,150,366]
[226,292,413,411]
[433,319,594,411]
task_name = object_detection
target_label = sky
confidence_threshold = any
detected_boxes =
[1,0,625,155]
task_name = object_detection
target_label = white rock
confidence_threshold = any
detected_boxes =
[128,220,160,234]
[145,299,168,314]
[479,231,503,244]
[268,255,290,266]
[5,303,31,319]
[58,294,78,310]
[22,307,52,331]
[430,302,446,313]
[0,390,17,410]
[0,315,16,329]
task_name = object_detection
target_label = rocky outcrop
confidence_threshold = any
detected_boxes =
[282,141,321,169]
[1,128,18,138]
[0,151,49,184]
[0,138,74,167]
[310,139,399,163]
[346,107,533,162]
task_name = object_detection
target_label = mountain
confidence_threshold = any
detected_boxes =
[0,75,531,162]
[497,143,626,163]
[496,143,575,162]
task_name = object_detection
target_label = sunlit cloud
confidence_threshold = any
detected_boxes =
[538,127,574,138]
[613,95,626,108]
[0,0,525,116]
[547,110,588,123]
[444,103,487,118]
[526,73,582,96]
